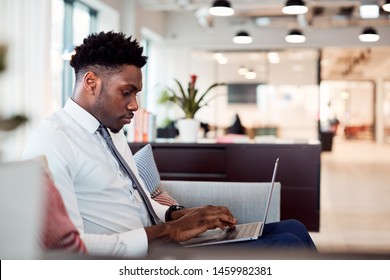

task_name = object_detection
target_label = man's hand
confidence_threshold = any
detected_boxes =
[145,205,237,243]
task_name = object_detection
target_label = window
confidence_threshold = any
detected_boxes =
[51,0,97,106]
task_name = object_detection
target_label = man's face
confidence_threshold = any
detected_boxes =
[91,65,142,133]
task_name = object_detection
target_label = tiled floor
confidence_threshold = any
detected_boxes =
[309,138,390,255]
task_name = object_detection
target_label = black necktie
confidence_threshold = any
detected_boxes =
[97,125,162,225]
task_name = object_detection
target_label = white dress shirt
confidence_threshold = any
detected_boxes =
[23,99,168,257]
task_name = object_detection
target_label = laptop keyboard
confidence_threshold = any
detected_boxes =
[225,222,259,240]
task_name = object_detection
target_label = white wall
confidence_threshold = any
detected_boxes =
[0,0,53,161]
[0,0,120,161]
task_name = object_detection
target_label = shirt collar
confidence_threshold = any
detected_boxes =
[64,98,100,134]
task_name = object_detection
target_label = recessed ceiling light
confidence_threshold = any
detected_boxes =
[255,17,271,27]
[359,5,379,19]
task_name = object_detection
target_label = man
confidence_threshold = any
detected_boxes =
[23,31,316,258]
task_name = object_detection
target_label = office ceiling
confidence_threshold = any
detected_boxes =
[138,0,390,81]
[140,0,390,29]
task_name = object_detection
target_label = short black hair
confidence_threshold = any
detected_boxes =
[70,31,147,80]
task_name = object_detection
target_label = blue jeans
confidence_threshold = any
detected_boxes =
[153,219,318,258]
[220,219,318,252]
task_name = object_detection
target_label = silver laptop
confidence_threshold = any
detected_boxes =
[180,158,279,247]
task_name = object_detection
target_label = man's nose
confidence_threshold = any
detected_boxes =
[127,98,138,111]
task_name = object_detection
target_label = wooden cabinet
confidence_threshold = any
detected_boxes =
[129,142,321,231]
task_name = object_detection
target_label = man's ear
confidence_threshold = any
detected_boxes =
[83,71,99,95]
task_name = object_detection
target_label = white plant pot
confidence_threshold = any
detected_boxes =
[177,118,200,142]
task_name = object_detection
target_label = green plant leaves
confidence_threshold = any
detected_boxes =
[160,78,224,119]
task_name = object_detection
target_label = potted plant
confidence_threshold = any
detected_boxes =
[0,44,28,157]
[160,74,224,142]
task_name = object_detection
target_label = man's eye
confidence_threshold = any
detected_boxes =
[123,90,138,97]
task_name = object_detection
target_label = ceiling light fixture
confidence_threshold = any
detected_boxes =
[214,52,228,64]
[267,52,280,64]
[282,0,308,15]
[245,69,257,80]
[359,4,379,19]
[285,29,306,43]
[209,0,234,16]
[340,91,350,100]
[237,66,248,75]
[255,17,271,27]
[217,56,229,64]
[359,27,380,42]
[383,0,390,12]
[232,31,253,44]
[214,52,224,60]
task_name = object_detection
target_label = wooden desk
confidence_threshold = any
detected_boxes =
[129,141,321,231]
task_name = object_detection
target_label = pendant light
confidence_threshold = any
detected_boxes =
[383,0,390,12]
[285,29,306,43]
[245,69,257,80]
[237,66,248,75]
[359,27,380,42]
[209,0,234,16]
[232,31,253,44]
[282,0,308,15]
[267,52,280,64]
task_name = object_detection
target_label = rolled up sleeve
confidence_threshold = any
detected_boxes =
[81,227,149,258]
